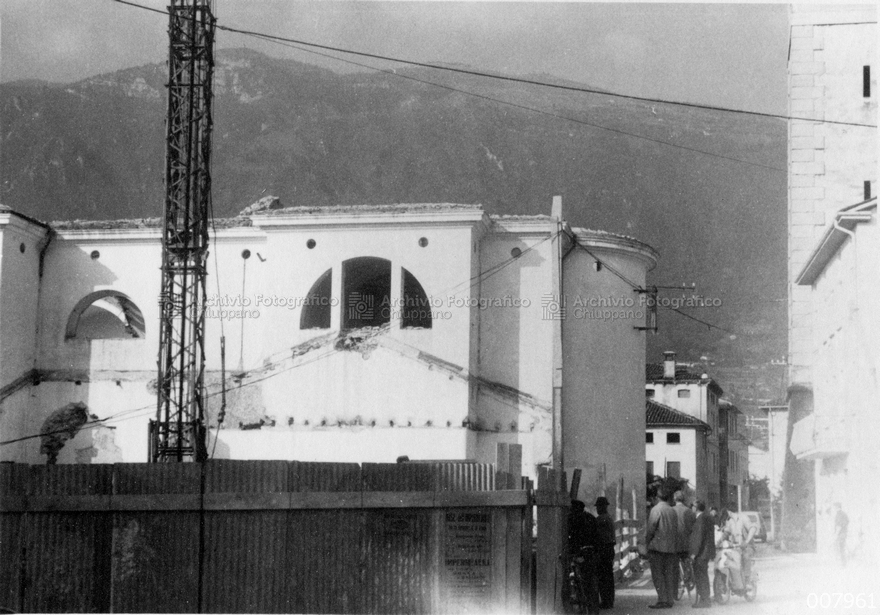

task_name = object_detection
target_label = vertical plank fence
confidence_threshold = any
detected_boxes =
[0,447,571,614]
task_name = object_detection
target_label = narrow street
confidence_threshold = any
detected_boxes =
[611,545,880,615]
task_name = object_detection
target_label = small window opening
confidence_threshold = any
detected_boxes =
[90,250,100,260]
[864,66,871,98]
[646,388,655,398]
[241,249,251,259]
[19,243,25,254]
[307,239,316,249]
[343,257,391,329]
[667,432,681,444]
[510,247,522,258]
[595,261,602,272]
[646,461,654,476]
[678,389,691,398]
[418,237,428,248]
[865,181,872,201]
[300,269,332,329]
[66,291,146,339]
[646,432,654,444]
[666,461,681,478]
[402,268,432,329]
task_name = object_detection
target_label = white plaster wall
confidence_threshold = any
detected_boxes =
[646,427,701,495]
[788,6,877,386]
[213,427,469,464]
[477,230,554,400]
[562,240,654,517]
[0,217,46,384]
[257,221,477,370]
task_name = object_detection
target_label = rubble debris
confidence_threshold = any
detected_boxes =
[40,402,90,464]
[238,195,284,216]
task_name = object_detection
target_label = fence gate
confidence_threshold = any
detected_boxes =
[0,445,571,613]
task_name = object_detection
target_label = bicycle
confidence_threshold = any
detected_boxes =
[677,555,696,600]
[713,543,757,604]
[565,546,599,614]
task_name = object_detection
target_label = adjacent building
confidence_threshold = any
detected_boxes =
[0,197,658,516]
[645,352,749,509]
[785,4,878,555]
[645,399,712,503]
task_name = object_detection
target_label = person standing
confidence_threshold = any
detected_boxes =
[568,500,601,614]
[689,500,715,608]
[595,497,617,609]
[673,491,697,597]
[833,502,849,567]
[646,488,679,609]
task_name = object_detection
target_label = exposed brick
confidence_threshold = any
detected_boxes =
[791,86,823,99]
[791,136,824,150]
[790,62,825,75]
[793,186,825,200]
[790,175,815,187]
[790,74,815,87]
[789,50,815,63]
[813,150,825,164]
[790,123,815,137]
[791,212,816,225]
[813,212,826,225]
[790,199,816,214]
[791,162,825,175]
[791,150,814,162]
[790,99,815,113]
[789,235,819,252]
[791,224,816,238]
[790,38,815,50]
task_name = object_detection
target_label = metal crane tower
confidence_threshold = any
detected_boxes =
[149,0,215,462]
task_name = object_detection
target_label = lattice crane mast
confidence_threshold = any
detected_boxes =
[149,0,215,462]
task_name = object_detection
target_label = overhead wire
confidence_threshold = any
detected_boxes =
[109,0,877,129]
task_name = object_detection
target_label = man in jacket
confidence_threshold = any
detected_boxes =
[673,491,696,598]
[689,500,716,608]
[594,496,617,609]
[645,488,679,609]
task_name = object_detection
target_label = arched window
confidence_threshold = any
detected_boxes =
[66,291,145,339]
[300,269,332,329]
[402,268,432,329]
[342,257,391,329]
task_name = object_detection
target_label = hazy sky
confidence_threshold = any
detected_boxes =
[1,1,791,114]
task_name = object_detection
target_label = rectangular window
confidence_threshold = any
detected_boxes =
[666,432,681,444]
[866,181,872,201]
[666,461,681,478]
[646,432,654,444]
[646,388,655,398]
[865,65,871,98]
[647,461,654,476]
[678,389,691,399]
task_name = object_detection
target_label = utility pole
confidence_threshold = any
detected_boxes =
[149,0,215,462]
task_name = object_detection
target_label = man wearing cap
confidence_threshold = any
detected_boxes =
[595,496,617,609]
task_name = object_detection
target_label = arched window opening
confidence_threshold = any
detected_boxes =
[300,269,332,329]
[402,268,432,329]
[342,257,391,329]
[66,291,145,340]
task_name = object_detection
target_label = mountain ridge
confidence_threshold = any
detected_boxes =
[0,48,788,412]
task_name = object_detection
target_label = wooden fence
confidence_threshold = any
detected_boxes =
[0,448,572,614]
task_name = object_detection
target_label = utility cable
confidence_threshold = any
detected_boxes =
[117,1,874,129]
[236,31,785,173]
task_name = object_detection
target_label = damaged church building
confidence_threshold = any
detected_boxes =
[0,197,657,513]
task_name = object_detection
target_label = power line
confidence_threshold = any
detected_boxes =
[216,22,876,129]
[111,0,876,130]
[240,32,784,174]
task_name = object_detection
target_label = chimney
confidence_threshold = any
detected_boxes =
[663,351,676,379]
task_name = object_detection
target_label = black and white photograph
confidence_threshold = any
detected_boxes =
[0,0,877,613]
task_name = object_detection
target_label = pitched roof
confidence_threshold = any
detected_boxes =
[645,363,724,396]
[646,400,711,431]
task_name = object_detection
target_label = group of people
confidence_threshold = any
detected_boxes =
[645,487,756,609]
[568,497,618,612]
